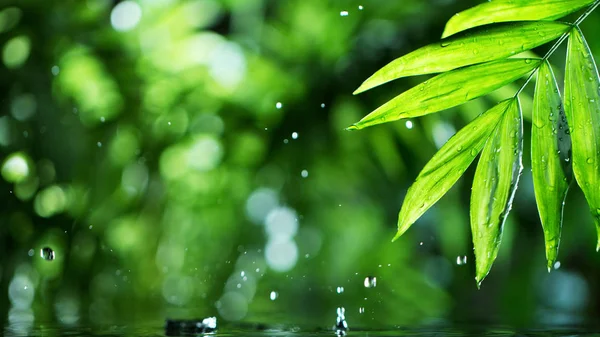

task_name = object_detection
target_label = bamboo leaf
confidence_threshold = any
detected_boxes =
[348,59,540,131]
[564,27,600,250]
[532,61,572,270]
[393,99,513,241]
[443,0,593,38]
[354,22,569,94]
[471,98,523,286]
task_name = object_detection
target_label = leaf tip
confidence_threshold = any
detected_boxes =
[546,257,556,273]
[391,231,402,242]
[353,84,369,95]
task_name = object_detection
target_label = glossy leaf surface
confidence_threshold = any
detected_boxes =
[355,22,569,94]
[532,61,572,269]
[564,27,600,250]
[470,98,523,285]
[348,59,540,130]
[393,99,513,241]
[443,0,593,38]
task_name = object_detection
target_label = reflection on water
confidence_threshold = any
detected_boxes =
[3,325,600,337]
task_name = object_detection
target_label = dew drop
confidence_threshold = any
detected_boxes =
[363,276,376,288]
[40,247,55,261]
[270,291,278,300]
[440,41,451,47]
[587,158,594,164]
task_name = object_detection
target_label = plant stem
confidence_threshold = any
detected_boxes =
[515,0,600,96]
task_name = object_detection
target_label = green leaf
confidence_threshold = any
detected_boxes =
[354,22,569,94]
[564,27,600,250]
[532,61,572,270]
[393,99,513,242]
[470,97,523,286]
[443,0,593,38]
[348,59,540,130]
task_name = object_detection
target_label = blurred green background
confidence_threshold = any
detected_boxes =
[1,0,600,333]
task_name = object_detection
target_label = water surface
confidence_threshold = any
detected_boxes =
[4,325,600,337]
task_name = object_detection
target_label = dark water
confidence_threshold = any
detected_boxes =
[4,325,600,337]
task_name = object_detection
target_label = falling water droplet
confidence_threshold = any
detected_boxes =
[292,132,299,139]
[359,307,365,314]
[270,291,278,301]
[456,256,467,265]
[363,276,376,288]
[40,247,55,261]
[553,261,561,270]
[276,102,283,109]
[405,120,413,129]
[358,5,363,10]
[336,286,344,294]
[340,11,349,16]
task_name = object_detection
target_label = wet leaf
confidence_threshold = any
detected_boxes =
[564,27,600,250]
[393,99,513,241]
[470,98,523,286]
[348,59,539,130]
[443,0,593,38]
[532,61,572,270]
[354,22,569,94]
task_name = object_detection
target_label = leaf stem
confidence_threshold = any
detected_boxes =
[515,0,600,97]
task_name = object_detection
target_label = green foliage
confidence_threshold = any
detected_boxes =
[470,98,522,286]
[443,0,595,38]
[352,0,600,284]
[564,27,600,249]
[353,21,570,94]
[532,61,572,270]
[393,99,514,241]
[348,59,540,130]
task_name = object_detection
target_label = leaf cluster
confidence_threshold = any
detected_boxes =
[351,0,600,285]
